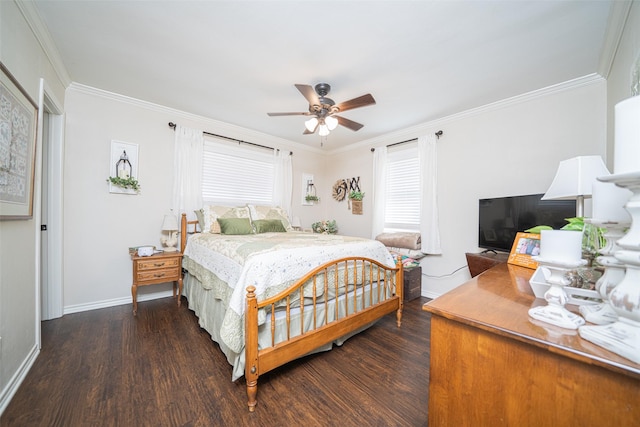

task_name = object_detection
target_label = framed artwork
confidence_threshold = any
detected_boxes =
[0,61,38,219]
[108,140,139,194]
[507,232,541,269]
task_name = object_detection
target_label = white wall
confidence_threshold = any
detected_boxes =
[62,85,324,311]
[0,0,67,414]
[327,77,607,298]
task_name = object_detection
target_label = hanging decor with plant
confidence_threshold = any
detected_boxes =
[107,140,140,194]
[349,190,364,215]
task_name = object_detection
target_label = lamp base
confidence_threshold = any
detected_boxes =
[163,246,178,252]
[528,304,585,330]
[579,319,640,364]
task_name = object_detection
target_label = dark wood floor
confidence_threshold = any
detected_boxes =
[2,296,431,426]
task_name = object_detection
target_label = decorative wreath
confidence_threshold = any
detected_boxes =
[332,179,348,201]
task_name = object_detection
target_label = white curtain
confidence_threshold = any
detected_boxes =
[272,150,293,217]
[418,134,442,254]
[371,146,388,239]
[172,125,204,220]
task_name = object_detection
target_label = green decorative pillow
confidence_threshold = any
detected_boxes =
[253,219,287,233]
[217,217,254,235]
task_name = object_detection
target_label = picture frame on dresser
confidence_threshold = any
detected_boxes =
[507,232,540,269]
[0,61,38,220]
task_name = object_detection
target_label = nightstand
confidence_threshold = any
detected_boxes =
[130,251,183,315]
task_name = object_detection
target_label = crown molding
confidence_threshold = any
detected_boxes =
[15,0,72,87]
[68,82,323,155]
[597,0,633,79]
[333,73,605,155]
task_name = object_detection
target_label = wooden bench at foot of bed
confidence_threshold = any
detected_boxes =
[244,256,403,412]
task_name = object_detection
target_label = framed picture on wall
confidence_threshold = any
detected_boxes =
[507,232,541,269]
[0,61,38,219]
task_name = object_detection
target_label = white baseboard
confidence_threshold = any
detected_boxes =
[0,344,39,417]
[63,290,174,315]
[422,290,442,300]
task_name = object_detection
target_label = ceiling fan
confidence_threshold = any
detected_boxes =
[267,83,376,136]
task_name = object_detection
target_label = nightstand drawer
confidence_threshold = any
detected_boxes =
[136,257,181,271]
[136,267,181,283]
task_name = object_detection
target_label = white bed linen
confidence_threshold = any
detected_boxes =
[182,231,395,358]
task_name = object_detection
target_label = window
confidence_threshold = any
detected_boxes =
[385,143,420,231]
[202,137,274,205]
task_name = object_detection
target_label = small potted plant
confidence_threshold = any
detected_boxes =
[305,194,319,203]
[349,191,364,215]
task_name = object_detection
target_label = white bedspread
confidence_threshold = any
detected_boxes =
[183,231,395,354]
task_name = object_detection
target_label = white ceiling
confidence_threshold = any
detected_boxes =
[32,0,615,151]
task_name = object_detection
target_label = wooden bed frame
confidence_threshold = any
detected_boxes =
[180,213,404,412]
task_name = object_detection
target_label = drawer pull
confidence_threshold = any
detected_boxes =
[153,262,166,267]
[154,273,166,278]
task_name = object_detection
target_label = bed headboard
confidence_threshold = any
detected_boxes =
[180,213,200,253]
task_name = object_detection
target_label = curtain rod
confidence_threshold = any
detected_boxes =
[370,130,443,152]
[168,122,292,155]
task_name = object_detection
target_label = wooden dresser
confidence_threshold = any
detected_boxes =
[422,263,640,426]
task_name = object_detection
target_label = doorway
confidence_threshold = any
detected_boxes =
[40,82,64,321]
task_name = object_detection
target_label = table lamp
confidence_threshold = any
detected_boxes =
[542,155,610,217]
[161,212,179,252]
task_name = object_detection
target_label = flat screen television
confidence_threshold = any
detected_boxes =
[478,193,576,253]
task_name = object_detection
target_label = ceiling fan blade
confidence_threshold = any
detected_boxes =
[295,84,320,105]
[336,115,364,131]
[336,94,376,113]
[267,112,311,116]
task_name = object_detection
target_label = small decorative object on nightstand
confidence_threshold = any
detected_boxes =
[130,250,183,315]
[160,211,179,252]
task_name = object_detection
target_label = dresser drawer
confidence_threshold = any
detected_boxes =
[136,257,181,271]
[136,267,181,283]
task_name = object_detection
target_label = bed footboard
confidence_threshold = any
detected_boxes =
[244,256,403,412]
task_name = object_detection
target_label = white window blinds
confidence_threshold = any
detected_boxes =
[202,138,274,205]
[385,144,420,231]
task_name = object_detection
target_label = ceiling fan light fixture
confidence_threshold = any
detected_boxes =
[325,115,338,130]
[318,124,330,136]
[304,117,318,132]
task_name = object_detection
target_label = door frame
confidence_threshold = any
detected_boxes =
[39,79,64,324]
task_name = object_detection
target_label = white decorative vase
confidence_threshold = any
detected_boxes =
[528,230,586,330]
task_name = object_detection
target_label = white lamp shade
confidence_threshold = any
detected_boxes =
[304,117,318,132]
[542,156,610,200]
[161,213,179,231]
[325,116,338,130]
[318,124,330,136]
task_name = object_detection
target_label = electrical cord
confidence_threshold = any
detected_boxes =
[422,264,468,279]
